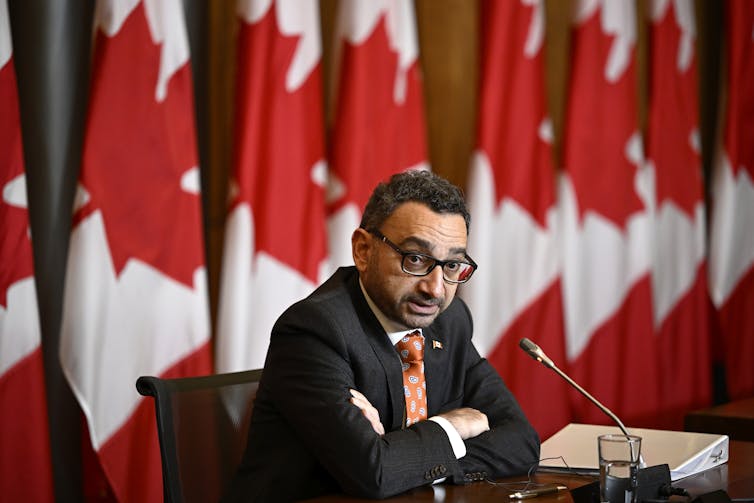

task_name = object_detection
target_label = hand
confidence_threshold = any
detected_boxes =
[350,389,385,436]
[437,407,489,440]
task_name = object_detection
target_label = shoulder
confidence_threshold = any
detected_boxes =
[284,266,358,312]
[274,266,367,334]
[265,267,383,371]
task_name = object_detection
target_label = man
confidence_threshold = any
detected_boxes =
[224,171,540,502]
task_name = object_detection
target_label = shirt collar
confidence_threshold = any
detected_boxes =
[359,279,422,346]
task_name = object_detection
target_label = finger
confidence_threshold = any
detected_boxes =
[349,389,369,403]
[351,397,370,412]
[364,408,384,435]
[350,390,384,435]
[349,391,370,410]
[353,395,378,423]
[350,390,378,414]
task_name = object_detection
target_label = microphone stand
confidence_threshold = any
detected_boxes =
[543,357,630,438]
[518,338,649,469]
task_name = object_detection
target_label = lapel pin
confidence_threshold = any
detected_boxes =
[432,340,443,350]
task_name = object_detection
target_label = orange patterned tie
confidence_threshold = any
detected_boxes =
[396,331,427,426]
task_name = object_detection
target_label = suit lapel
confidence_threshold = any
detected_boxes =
[367,330,405,430]
[347,273,406,430]
[422,326,447,416]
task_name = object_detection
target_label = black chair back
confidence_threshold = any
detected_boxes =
[136,369,262,503]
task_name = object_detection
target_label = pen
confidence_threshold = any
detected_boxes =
[509,485,568,499]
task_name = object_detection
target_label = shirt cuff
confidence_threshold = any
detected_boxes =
[429,416,467,459]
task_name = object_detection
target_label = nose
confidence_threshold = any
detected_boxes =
[418,264,446,298]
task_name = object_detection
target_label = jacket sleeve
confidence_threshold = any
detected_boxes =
[451,303,541,483]
[454,355,541,482]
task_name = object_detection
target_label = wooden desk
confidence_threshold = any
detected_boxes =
[304,441,754,502]
[685,397,754,442]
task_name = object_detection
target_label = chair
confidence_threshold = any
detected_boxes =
[136,369,262,503]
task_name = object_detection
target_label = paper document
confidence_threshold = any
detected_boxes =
[539,423,729,481]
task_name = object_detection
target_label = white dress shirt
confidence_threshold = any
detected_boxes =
[359,280,466,462]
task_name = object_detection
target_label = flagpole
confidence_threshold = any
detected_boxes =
[8,0,95,500]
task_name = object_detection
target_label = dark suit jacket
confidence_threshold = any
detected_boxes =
[224,267,540,502]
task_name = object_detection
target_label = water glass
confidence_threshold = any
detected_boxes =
[598,434,641,503]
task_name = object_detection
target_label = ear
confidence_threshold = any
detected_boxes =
[351,228,372,272]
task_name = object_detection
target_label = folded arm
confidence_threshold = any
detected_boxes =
[266,307,461,499]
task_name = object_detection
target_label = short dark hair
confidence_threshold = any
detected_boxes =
[360,170,471,234]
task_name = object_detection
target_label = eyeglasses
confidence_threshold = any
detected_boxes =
[368,229,477,284]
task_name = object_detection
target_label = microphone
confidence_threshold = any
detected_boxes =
[519,339,691,503]
[518,337,630,437]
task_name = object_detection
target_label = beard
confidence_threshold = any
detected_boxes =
[370,285,447,330]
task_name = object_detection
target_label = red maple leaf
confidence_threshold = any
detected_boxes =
[328,13,427,215]
[75,3,204,288]
[563,8,644,229]
[1,59,35,309]
[477,0,556,228]
[647,3,703,218]
[724,1,754,180]
[232,7,328,283]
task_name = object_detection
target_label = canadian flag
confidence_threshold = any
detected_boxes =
[709,0,754,400]
[647,0,710,428]
[461,0,570,440]
[215,0,329,373]
[0,1,55,499]
[326,0,429,269]
[560,0,660,426]
[59,1,212,501]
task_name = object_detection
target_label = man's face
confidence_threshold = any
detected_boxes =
[354,202,468,330]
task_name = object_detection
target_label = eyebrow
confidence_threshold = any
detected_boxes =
[399,235,468,257]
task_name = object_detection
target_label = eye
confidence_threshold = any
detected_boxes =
[405,254,428,265]
[403,253,432,273]
[444,261,461,272]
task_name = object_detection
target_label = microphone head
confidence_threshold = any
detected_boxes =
[519,338,554,369]
[519,338,539,354]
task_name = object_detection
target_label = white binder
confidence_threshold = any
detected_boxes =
[539,423,729,481]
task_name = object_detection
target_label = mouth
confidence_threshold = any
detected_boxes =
[406,297,442,316]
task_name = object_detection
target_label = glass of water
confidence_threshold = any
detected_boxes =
[598,434,642,503]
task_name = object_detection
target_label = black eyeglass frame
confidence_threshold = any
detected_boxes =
[367,229,478,284]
